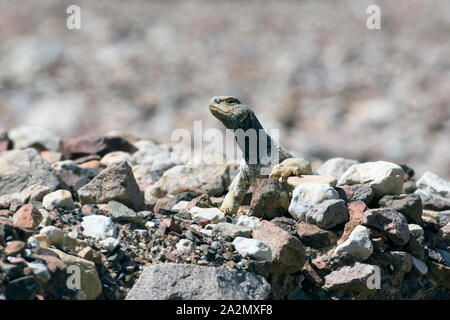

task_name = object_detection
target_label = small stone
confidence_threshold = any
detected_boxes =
[415,171,450,200]
[362,208,410,246]
[348,201,367,223]
[338,161,404,199]
[5,241,26,256]
[306,199,349,229]
[176,239,195,254]
[27,262,51,282]
[296,223,337,248]
[248,179,291,219]
[77,247,101,264]
[12,204,42,230]
[340,184,374,204]
[0,129,13,151]
[236,215,262,230]
[323,262,379,293]
[100,151,133,167]
[232,237,272,261]
[202,222,252,239]
[317,157,360,180]
[252,220,306,275]
[378,193,423,225]
[81,215,117,239]
[423,197,450,211]
[9,125,60,151]
[288,183,339,220]
[408,224,424,238]
[189,207,226,223]
[99,237,120,251]
[107,200,145,226]
[412,257,428,275]
[428,262,450,290]
[42,190,75,210]
[334,225,373,261]
[40,150,62,164]
[40,226,65,247]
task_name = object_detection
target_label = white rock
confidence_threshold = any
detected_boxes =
[172,201,190,211]
[236,215,262,230]
[338,161,404,198]
[190,207,226,223]
[9,125,60,151]
[412,257,428,275]
[408,224,424,238]
[201,223,252,239]
[233,237,272,261]
[176,239,195,254]
[81,215,117,239]
[288,183,339,220]
[42,190,75,209]
[334,225,373,261]
[101,151,134,167]
[145,221,156,228]
[317,157,360,180]
[415,171,450,200]
[40,226,65,247]
[99,237,120,251]
[27,262,51,282]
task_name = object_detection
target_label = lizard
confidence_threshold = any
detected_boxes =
[208,96,314,215]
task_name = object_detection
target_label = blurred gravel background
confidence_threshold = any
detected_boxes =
[0,0,449,178]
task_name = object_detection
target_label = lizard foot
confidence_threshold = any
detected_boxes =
[269,158,313,182]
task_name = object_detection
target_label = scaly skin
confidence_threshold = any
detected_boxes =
[208,96,313,215]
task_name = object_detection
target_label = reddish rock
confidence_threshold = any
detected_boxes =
[77,247,102,264]
[296,223,337,248]
[162,217,182,233]
[32,254,67,273]
[0,217,33,243]
[0,130,13,151]
[252,220,306,275]
[340,184,374,204]
[249,179,291,219]
[60,135,137,160]
[302,261,323,286]
[363,208,410,246]
[12,204,42,230]
[348,201,367,223]
[5,241,26,256]
[164,252,176,262]
[338,220,362,244]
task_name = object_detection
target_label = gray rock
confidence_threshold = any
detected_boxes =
[40,226,65,247]
[126,263,271,300]
[107,200,145,226]
[317,157,359,180]
[379,193,423,225]
[412,257,428,275]
[42,190,75,209]
[78,161,144,211]
[8,125,60,151]
[0,148,60,195]
[202,222,252,239]
[323,262,379,292]
[306,199,349,229]
[415,171,450,200]
[363,208,410,246]
[233,237,272,261]
[408,224,424,238]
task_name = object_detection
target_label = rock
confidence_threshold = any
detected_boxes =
[42,190,75,210]
[252,220,306,274]
[31,253,67,273]
[81,215,117,239]
[323,262,379,293]
[412,257,428,275]
[248,179,291,219]
[423,196,450,211]
[8,125,60,151]
[362,208,410,246]
[40,150,62,164]
[378,193,423,225]
[202,222,252,239]
[339,220,363,245]
[408,224,424,238]
[334,225,373,261]
[338,161,405,199]
[78,161,144,211]
[131,140,172,166]
[0,148,60,195]
[317,157,359,180]
[52,160,97,192]
[12,204,42,230]
[189,207,226,223]
[5,240,26,256]
[176,239,194,254]
[99,237,120,251]
[428,262,450,290]
[100,151,134,167]
[77,247,101,264]
[339,184,374,204]
[286,175,338,188]
[232,237,272,261]
[439,223,450,245]
[132,164,165,185]
[126,263,271,300]
[434,248,450,266]
[27,262,51,282]
[415,171,450,200]
[48,248,102,299]
[306,199,349,229]
[236,215,262,229]
[5,276,39,300]
[288,183,339,220]
[149,164,230,198]
[171,200,190,211]
[0,129,13,151]
[296,223,337,248]
[107,200,145,226]
[40,226,65,247]
[348,201,367,223]
[60,135,137,160]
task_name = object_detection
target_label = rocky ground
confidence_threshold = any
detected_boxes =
[0,127,449,300]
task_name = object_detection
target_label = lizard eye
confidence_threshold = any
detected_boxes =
[226,98,238,104]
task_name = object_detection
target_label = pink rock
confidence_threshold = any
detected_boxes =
[12,204,42,230]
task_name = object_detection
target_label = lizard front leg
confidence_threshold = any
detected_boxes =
[269,158,314,182]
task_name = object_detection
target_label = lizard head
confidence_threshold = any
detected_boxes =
[208,96,254,130]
